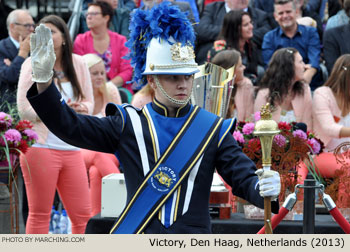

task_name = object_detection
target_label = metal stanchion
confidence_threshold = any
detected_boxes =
[303,173,316,233]
[257,182,350,234]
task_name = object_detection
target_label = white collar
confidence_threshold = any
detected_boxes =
[9,36,20,49]
[225,3,248,13]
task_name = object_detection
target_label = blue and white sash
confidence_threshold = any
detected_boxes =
[110,106,223,234]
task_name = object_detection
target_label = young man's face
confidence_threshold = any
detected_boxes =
[274,2,297,30]
[148,74,194,108]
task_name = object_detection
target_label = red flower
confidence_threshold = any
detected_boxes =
[213,40,227,51]
[15,120,33,131]
[248,138,261,152]
[17,140,29,154]
[278,122,292,131]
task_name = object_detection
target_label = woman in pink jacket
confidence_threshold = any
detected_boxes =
[298,54,350,196]
[82,53,121,216]
[17,15,93,234]
[254,47,313,131]
[73,1,133,93]
[210,49,254,121]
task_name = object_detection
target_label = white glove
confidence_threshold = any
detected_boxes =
[255,169,281,200]
[30,24,56,83]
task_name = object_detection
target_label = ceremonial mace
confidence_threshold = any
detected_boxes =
[254,104,280,234]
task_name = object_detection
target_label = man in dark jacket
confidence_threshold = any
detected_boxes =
[0,9,34,112]
[323,23,350,73]
[195,0,276,64]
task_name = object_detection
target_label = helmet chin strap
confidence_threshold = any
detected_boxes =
[154,75,192,106]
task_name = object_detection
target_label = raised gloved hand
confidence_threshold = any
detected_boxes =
[30,24,56,83]
[255,169,281,200]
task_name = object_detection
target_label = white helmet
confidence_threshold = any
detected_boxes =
[142,36,199,76]
[125,2,198,89]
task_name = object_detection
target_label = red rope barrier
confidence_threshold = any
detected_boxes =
[329,208,350,234]
[257,207,289,234]
[255,186,350,234]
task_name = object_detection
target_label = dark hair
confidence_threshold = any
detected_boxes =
[274,0,296,9]
[211,49,241,119]
[258,47,304,108]
[218,10,250,50]
[274,0,294,5]
[39,15,84,100]
[88,1,114,27]
[217,9,257,76]
[324,54,350,116]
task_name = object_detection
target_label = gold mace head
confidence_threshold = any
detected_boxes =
[254,103,280,167]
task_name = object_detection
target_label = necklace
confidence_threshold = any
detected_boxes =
[55,70,65,79]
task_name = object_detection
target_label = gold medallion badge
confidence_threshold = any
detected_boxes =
[170,42,195,62]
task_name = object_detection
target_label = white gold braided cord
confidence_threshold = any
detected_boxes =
[154,63,198,69]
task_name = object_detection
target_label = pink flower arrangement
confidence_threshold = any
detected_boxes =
[234,119,324,202]
[3,129,22,144]
[307,138,321,154]
[1,112,38,162]
[242,122,255,135]
[233,120,324,156]
[293,129,307,140]
[274,134,287,147]
[23,129,38,142]
[0,112,13,129]
[233,130,245,144]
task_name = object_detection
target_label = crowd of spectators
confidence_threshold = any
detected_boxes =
[1,0,350,234]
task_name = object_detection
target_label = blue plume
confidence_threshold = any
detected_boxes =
[125,1,196,89]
